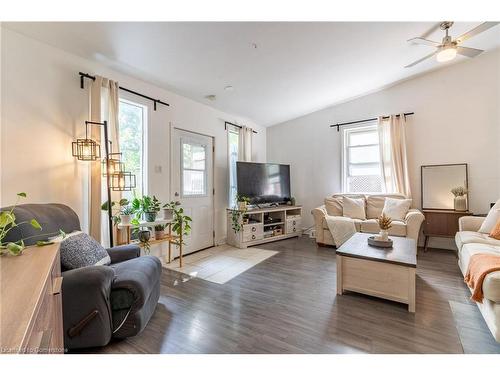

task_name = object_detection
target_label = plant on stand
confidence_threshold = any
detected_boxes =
[154,224,167,240]
[172,205,192,245]
[162,201,180,220]
[119,205,135,225]
[134,227,151,254]
[101,198,130,225]
[132,195,161,222]
[1,192,64,256]
[376,213,392,242]
[451,186,468,212]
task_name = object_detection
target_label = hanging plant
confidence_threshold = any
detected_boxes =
[0,193,65,256]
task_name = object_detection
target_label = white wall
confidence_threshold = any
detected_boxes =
[0,28,266,245]
[267,50,500,249]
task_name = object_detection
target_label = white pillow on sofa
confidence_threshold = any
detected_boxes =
[479,200,500,233]
[382,198,412,221]
[342,197,366,220]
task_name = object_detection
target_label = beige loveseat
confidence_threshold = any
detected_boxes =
[456,216,500,342]
[311,193,425,247]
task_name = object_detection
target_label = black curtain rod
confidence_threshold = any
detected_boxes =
[330,112,415,132]
[79,72,170,111]
[224,121,258,134]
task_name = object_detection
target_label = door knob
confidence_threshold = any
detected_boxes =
[174,192,179,197]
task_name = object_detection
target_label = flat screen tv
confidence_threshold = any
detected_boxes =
[236,162,291,205]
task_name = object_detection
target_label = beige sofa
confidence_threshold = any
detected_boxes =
[311,193,425,247]
[456,216,500,342]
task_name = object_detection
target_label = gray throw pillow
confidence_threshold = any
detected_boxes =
[60,232,111,270]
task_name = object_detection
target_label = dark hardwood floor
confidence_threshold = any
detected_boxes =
[89,236,500,354]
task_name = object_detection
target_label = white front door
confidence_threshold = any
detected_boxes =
[171,128,214,255]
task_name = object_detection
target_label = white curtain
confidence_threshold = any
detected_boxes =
[238,126,253,162]
[377,114,411,197]
[88,76,120,245]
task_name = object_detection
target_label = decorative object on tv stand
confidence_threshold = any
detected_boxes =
[0,192,63,256]
[376,213,393,242]
[231,194,249,233]
[451,186,468,212]
[237,194,251,211]
[162,201,180,220]
[132,195,161,222]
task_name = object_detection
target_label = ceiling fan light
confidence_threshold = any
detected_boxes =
[436,46,457,62]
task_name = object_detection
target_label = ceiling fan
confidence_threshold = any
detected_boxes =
[405,21,499,68]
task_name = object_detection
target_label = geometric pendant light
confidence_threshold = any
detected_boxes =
[71,121,101,161]
[110,171,137,191]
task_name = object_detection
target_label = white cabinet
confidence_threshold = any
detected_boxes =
[227,206,302,249]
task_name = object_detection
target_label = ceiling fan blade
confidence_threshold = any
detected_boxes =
[407,37,440,47]
[405,51,437,68]
[456,46,484,58]
[420,22,442,39]
[456,22,499,44]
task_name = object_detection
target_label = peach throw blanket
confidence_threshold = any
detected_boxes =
[464,254,500,303]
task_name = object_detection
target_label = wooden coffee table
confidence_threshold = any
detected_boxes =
[336,233,417,312]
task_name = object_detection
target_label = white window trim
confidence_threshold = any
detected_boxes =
[341,122,381,193]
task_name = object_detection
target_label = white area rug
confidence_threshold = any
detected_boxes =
[162,244,278,284]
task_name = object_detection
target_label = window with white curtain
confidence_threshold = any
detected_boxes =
[227,124,240,207]
[342,123,382,193]
[118,98,147,199]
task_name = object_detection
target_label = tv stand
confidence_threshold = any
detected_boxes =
[226,205,302,249]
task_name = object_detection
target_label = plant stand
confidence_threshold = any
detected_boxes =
[118,218,185,267]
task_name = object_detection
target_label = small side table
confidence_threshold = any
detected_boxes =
[118,219,184,266]
[422,209,473,252]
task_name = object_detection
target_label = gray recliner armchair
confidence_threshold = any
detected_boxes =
[3,203,162,350]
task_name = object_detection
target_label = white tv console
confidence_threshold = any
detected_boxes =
[226,205,302,249]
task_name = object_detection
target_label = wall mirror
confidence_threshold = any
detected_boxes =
[421,163,468,210]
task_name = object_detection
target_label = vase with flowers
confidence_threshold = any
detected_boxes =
[451,186,467,212]
[376,213,392,242]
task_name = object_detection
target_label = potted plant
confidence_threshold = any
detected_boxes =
[120,205,135,225]
[236,194,251,211]
[451,186,468,212]
[154,224,167,240]
[172,205,192,244]
[162,201,180,220]
[376,213,392,242]
[1,192,64,256]
[231,193,248,233]
[135,227,151,254]
[101,198,130,225]
[132,195,161,222]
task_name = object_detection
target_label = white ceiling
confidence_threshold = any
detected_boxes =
[4,22,500,126]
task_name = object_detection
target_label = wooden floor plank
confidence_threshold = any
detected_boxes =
[79,237,499,354]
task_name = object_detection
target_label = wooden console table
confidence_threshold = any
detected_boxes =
[118,219,185,266]
[0,243,64,354]
[422,209,473,252]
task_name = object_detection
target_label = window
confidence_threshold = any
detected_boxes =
[118,98,147,199]
[342,124,382,193]
[182,141,207,196]
[227,124,240,207]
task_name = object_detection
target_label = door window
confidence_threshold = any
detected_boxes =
[181,140,207,196]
